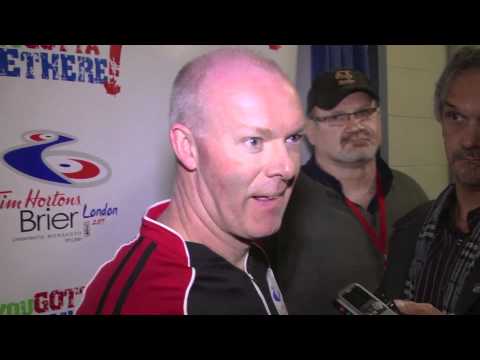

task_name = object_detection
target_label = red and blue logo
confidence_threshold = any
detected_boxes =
[2,130,111,187]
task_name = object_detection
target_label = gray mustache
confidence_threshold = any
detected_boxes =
[453,148,480,161]
[341,130,372,143]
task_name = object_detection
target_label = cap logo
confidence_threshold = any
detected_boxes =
[335,70,355,86]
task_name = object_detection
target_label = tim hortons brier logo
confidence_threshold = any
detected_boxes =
[1,131,115,242]
[2,130,111,187]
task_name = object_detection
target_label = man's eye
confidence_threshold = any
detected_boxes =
[444,111,464,123]
[355,109,370,117]
[245,137,263,148]
[330,114,348,123]
[287,133,304,144]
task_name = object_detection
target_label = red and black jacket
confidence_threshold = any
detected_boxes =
[76,201,286,315]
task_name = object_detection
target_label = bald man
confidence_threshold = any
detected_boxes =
[76,48,305,315]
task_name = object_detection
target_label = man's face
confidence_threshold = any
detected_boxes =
[193,69,305,240]
[442,69,480,188]
[307,92,382,166]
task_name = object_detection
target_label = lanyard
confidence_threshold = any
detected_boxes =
[344,172,387,260]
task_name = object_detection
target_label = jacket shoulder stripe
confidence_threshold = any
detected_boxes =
[113,241,157,314]
[96,237,145,314]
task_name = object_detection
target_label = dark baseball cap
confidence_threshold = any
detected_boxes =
[307,69,379,112]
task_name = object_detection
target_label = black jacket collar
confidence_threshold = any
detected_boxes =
[302,154,393,213]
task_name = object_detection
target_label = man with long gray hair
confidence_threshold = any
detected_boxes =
[76,48,305,315]
[382,46,480,315]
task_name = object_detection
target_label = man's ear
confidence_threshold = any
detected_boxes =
[170,123,198,171]
[305,119,316,145]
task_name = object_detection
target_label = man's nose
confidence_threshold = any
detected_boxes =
[344,114,366,130]
[462,119,480,148]
[265,142,298,181]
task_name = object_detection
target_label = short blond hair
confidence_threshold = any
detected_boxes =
[169,47,291,133]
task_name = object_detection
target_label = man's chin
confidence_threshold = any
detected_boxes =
[247,223,282,240]
[454,169,480,189]
[337,152,376,164]
[337,144,378,161]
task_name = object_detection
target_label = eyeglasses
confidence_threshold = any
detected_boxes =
[311,107,379,127]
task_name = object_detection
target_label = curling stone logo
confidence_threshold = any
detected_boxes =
[2,130,111,187]
[266,268,288,315]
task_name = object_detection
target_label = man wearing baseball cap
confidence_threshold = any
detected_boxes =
[266,68,428,314]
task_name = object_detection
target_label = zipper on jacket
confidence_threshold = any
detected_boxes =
[243,252,271,315]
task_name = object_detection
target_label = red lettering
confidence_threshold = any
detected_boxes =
[76,45,83,54]
[93,218,105,225]
[75,286,85,295]
[40,45,54,50]
[59,45,68,52]
[25,45,39,49]
[49,290,65,311]
[65,289,76,308]
[25,189,38,208]
[52,191,63,206]
[104,45,123,95]
[34,292,49,313]
[85,45,100,56]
